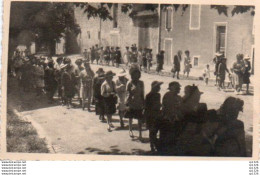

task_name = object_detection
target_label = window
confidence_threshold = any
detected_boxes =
[193,56,200,66]
[113,4,118,28]
[189,5,201,30]
[165,7,173,31]
[87,31,90,39]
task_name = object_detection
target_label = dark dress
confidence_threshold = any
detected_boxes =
[156,54,164,72]
[173,55,181,72]
[243,60,251,84]
[115,50,122,64]
[101,81,117,115]
[142,52,147,68]
[93,76,105,115]
[45,67,58,98]
[61,67,76,98]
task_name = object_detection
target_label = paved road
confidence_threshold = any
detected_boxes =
[8,61,254,155]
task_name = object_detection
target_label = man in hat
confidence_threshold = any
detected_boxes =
[144,80,163,152]
[243,55,251,94]
[172,50,182,79]
[90,46,95,64]
[115,69,128,127]
[79,61,95,111]
[213,52,224,86]
[93,68,106,121]
[217,57,230,90]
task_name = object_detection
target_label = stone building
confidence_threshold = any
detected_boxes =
[74,4,159,56]
[160,5,255,71]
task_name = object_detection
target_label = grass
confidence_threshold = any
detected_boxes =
[7,110,49,153]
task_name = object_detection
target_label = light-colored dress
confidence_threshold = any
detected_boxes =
[115,78,127,111]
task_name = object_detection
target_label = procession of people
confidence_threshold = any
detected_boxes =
[8,44,251,157]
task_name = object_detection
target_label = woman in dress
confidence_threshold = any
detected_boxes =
[93,68,106,121]
[183,50,191,78]
[242,55,251,94]
[125,66,145,139]
[115,69,128,128]
[232,54,245,94]
[101,71,117,132]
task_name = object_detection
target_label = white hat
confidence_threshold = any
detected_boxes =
[215,52,222,56]
[118,69,127,77]
[244,55,250,60]
[60,63,68,69]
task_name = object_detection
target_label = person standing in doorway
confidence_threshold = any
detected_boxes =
[217,57,230,90]
[213,52,223,86]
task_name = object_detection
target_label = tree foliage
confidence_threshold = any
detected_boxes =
[10,2,81,46]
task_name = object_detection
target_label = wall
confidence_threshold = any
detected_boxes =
[74,4,159,58]
[161,5,254,69]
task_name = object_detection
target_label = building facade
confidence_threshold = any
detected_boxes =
[160,5,255,70]
[74,4,159,56]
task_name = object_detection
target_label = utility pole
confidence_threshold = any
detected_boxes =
[158,4,162,53]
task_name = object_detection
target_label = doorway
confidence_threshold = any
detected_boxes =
[214,23,227,55]
[164,38,172,65]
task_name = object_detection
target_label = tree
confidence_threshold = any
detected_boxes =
[75,3,255,20]
[9,2,81,55]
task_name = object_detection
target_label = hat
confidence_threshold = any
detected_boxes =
[160,50,165,53]
[126,46,129,49]
[152,81,163,89]
[57,57,63,62]
[118,69,127,77]
[60,64,68,69]
[168,81,181,89]
[105,71,116,77]
[215,52,222,56]
[75,59,83,65]
[63,57,71,64]
[244,55,250,60]
[96,68,105,74]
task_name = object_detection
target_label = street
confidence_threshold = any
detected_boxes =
[7,60,253,155]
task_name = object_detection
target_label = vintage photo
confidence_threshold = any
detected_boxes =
[2,0,257,158]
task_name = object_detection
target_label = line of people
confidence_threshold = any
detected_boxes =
[212,52,252,94]
[10,52,248,156]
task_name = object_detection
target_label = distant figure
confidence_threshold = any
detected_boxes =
[83,49,88,60]
[156,50,164,74]
[203,64,210,85]
[110,47,116,67]
[123,46,131,66]
[232,54,245,94]
[172,50,182,79]
[75,59,84,105]
[138,48,143,70]
[217,58,230,90]
[213,52,223,86]
[147,49,153,72]
[115,47,122,68]
[99,47,104,65]
[90,46,95,64]
[242,55,251,94]
[104,46,110,65]
[95,44,100,64]
[183,50,191,78]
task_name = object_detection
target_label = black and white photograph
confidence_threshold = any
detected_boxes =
[2,0,258,159]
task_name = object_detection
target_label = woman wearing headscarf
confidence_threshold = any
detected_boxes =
[101,71,117,132]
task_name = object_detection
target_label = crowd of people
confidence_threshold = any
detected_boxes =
[211,52,252,94]
[8,49,248,156]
